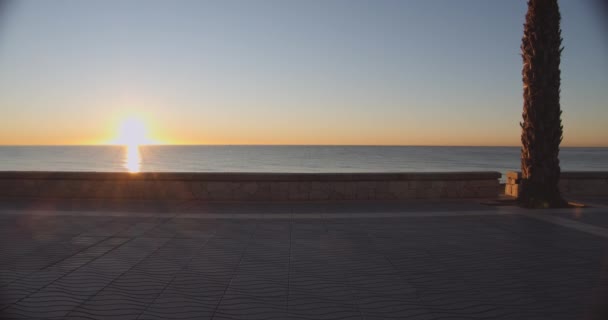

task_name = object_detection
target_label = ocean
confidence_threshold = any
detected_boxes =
[0,146,607,179]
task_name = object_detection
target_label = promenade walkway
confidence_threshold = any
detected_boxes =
[1,198,607,319]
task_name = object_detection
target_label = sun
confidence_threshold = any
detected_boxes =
[113,117,155,146]
[111,116,156,173]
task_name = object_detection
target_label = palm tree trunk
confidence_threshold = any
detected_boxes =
[519,0,567,208]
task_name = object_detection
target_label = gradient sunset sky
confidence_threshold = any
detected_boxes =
[0,0,606,146]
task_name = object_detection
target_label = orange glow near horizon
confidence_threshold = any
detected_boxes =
[0,113,606,147]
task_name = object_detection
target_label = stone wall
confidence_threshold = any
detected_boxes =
[0,172,501,201]
[505,171,608,197]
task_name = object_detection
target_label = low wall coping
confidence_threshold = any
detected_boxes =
[560,171,608,179]
[506,171,608,181]
[0,171,501,182]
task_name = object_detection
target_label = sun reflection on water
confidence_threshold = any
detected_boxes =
[125,144,141,173]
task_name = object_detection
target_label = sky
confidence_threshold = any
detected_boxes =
[0,0,606,146]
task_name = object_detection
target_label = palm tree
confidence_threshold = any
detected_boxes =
[519,0,567,208]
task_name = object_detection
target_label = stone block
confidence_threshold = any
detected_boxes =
[239,182,259,195]
[510,184,519,197]
[0,179,40,197]
[438,187,449,198]
[83,181,107,198]
[162,181,196,200]
[467,179,498,187]
[506,171,521,181]
[94,180,129,198]
[355,181,377,200]
[36,180,60,197]
[309,189,330,200]
[190,182,209,200]
[423,188,443,199]
[431,181,446,190]
[394,188,416,199]
[254,182,272,200]
[414,188,427,199]
[230,182,262,201]
[329,182,356,200]
[269,182,289,201]
[440,181,455,198]
[388,181,410,194]
[310,181,327,190]
[460,183,480,198]
[291,181,311,192]
[374,181,389,194]
[476,186,499,198]
[375,191,397,200]
[454,181,467,190]
[309,181,333,200]
[387,181,415,199]
[207,182,237,200]
[50,180,104,198]
[289,182,310,200]
[410,180,432,190]
[309,182,330,200]
[431,181,449,198]
[129,180,165,200]
[446,188,462,198]
[207,181,234,193]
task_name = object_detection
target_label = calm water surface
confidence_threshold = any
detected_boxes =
[1,146,607,178]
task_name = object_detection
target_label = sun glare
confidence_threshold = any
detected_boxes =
[115,117,152,146]
[125,144,141,173]
[113,117,154,173]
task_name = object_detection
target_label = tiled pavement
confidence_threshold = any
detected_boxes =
[1,199,608,319]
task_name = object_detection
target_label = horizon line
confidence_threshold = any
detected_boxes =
[0,143,606,148]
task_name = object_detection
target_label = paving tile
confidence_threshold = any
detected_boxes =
[103,271,168,300]
[4,287,85,318]
[221,290,287,308]
[214,294,287,320]
[225,275,288,302]
[156,287,223,307]
[67,302,147,320]
[288,276,354,304]
[139,300,214,320]
[2,204,608,320]
[43,268,116,296]
[44,237,130,273]
[3,302,80,319]
[170,271,229,293]
[347,273,417,295]
[288,293,362,320]
[236,265,289,283]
